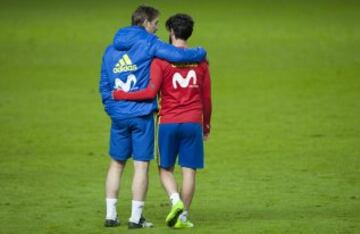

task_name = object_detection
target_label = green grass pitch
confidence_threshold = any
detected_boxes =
[0,0,359,233]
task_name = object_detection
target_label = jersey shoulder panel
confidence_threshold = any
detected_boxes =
[199,59,209,68]
[152,58,171,70]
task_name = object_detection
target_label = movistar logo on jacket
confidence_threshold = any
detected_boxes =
[114,74,137,92]
[113,54,137,73]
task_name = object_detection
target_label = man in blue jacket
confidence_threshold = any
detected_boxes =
[99,5,206,229]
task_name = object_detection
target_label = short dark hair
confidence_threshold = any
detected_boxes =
[131,5,160,26]
[165,14,194,40]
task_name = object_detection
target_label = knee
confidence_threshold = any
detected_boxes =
[160,166,174,173]
[134,161,149,172]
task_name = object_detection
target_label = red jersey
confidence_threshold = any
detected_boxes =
[113,58,212,134]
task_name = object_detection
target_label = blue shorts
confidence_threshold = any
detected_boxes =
[158,123,204,169]
[109,114,154,161]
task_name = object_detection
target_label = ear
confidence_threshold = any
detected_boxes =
[143,19,149,28]
[170,28,175,36]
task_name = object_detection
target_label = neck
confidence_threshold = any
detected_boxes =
[172,38,187,48]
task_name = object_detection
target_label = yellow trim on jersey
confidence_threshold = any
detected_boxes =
[170,62,198,68]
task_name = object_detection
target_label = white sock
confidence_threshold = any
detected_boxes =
[169,192,180,206]
[129,200,144,223]
[179,210,188,222]
[106,198,117,220]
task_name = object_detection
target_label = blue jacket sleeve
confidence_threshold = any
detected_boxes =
[99,57,112,105]
[150,38,207,63]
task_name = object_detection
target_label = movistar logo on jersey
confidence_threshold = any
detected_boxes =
[113,54,137,74]
[114,74,137,92]
[172,70,198,89]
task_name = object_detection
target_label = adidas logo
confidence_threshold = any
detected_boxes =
[113,54,137,74]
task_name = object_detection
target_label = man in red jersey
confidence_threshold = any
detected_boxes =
[113,13,212,228]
